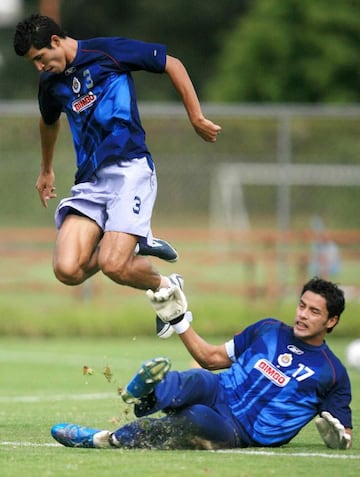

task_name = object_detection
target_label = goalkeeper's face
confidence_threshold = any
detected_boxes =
[293,291,338,346]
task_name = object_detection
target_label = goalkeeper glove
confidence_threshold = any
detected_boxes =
[315,411,351,449]
[146,285,190,333]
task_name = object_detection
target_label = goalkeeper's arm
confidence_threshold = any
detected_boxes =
[146,285,232,370]
[315,411,352,449]
[179,325,232,371]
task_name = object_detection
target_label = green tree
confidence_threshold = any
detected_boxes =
[60,0,250,100]
[3,0,249,100]
[206,0,360,103]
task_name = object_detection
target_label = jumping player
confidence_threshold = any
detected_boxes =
[13,14,221,337]
[51,277,352,449]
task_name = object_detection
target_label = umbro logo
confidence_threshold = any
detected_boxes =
[287,344,304,355]
[65,66,77,75]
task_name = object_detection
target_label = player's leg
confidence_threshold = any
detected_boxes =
[96,159,177,291]
[51,405,242,450]
[120,366,245,449]
[151,368,223,412]
[98,230,171,290]
[112,407,241,449]
[122,363,224,417]
[53,215,171,290]
[121,356,172,404]
[170,405,242,449]
[111,415,197,449]
[51,423,113,448]
[53,213,103,285]
[51,367,242,449]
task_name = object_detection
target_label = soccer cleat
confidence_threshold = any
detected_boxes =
[121,356,171,404]
[156,274,184,339]
[51,423,112,448]
[135,238,178,263]
[156,316,174,339]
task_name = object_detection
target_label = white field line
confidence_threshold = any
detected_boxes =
[0,442,359,459]
[0,392,116,403]
[216,449,360,459]
[0,393,359,459]
[0,442,60,447]
[0,392,116,449]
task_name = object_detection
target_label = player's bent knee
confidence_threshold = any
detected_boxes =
[53,263,85,286]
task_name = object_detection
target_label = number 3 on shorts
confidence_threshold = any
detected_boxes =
[133,195,142,214]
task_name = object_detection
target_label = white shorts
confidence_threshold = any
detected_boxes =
[55,157,157,244]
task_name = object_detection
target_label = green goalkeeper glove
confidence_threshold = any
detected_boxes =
[315,411,351,449]
[146,285,188,323]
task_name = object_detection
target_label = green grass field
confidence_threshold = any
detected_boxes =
[0,336,359,477]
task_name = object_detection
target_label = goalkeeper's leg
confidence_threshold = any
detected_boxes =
[133,368,222,417]
[112,407,242,449]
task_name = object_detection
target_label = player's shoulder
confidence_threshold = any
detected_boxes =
[78,36,115,50]
[79,36,137,51]
[322,341,347,371]
[244,317,290,339]
[77,37,148,64]
[255,317,287,331]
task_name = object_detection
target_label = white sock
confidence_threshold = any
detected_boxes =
[93,430,113,448]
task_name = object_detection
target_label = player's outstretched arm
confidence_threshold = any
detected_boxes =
[179,326,232,371]
[165,55,222,142]
[146,285,232,370]
[315,411,352,449]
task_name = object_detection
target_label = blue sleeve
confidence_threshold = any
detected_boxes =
[319,368,352,428]
[232,318,280,359]
[38,75,62,125]
[80,37,167,74]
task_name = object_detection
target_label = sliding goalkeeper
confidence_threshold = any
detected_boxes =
[51,277,352,450]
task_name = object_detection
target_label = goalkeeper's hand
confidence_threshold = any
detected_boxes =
[146,285,188,323]
[315,411,351,449]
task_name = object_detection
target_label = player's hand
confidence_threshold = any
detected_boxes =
[146,285,188,322]
[35,170,57,208]
[193,117,222,142]
[315,411,351,449]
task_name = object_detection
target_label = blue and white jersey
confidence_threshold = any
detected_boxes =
[38,37,167,183]
[220,318,352,446]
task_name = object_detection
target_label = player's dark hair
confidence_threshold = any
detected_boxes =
[301,277,345,332]
[14,13,67,56]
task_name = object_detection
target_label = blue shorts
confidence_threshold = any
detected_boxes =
[55,157,157,243]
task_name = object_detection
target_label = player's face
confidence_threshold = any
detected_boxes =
[293,290,338,346]
[26,36,67,74]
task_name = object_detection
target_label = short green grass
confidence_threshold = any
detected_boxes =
[0,337,359,477]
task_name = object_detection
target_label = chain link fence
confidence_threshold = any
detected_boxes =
[1,102,360,302]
